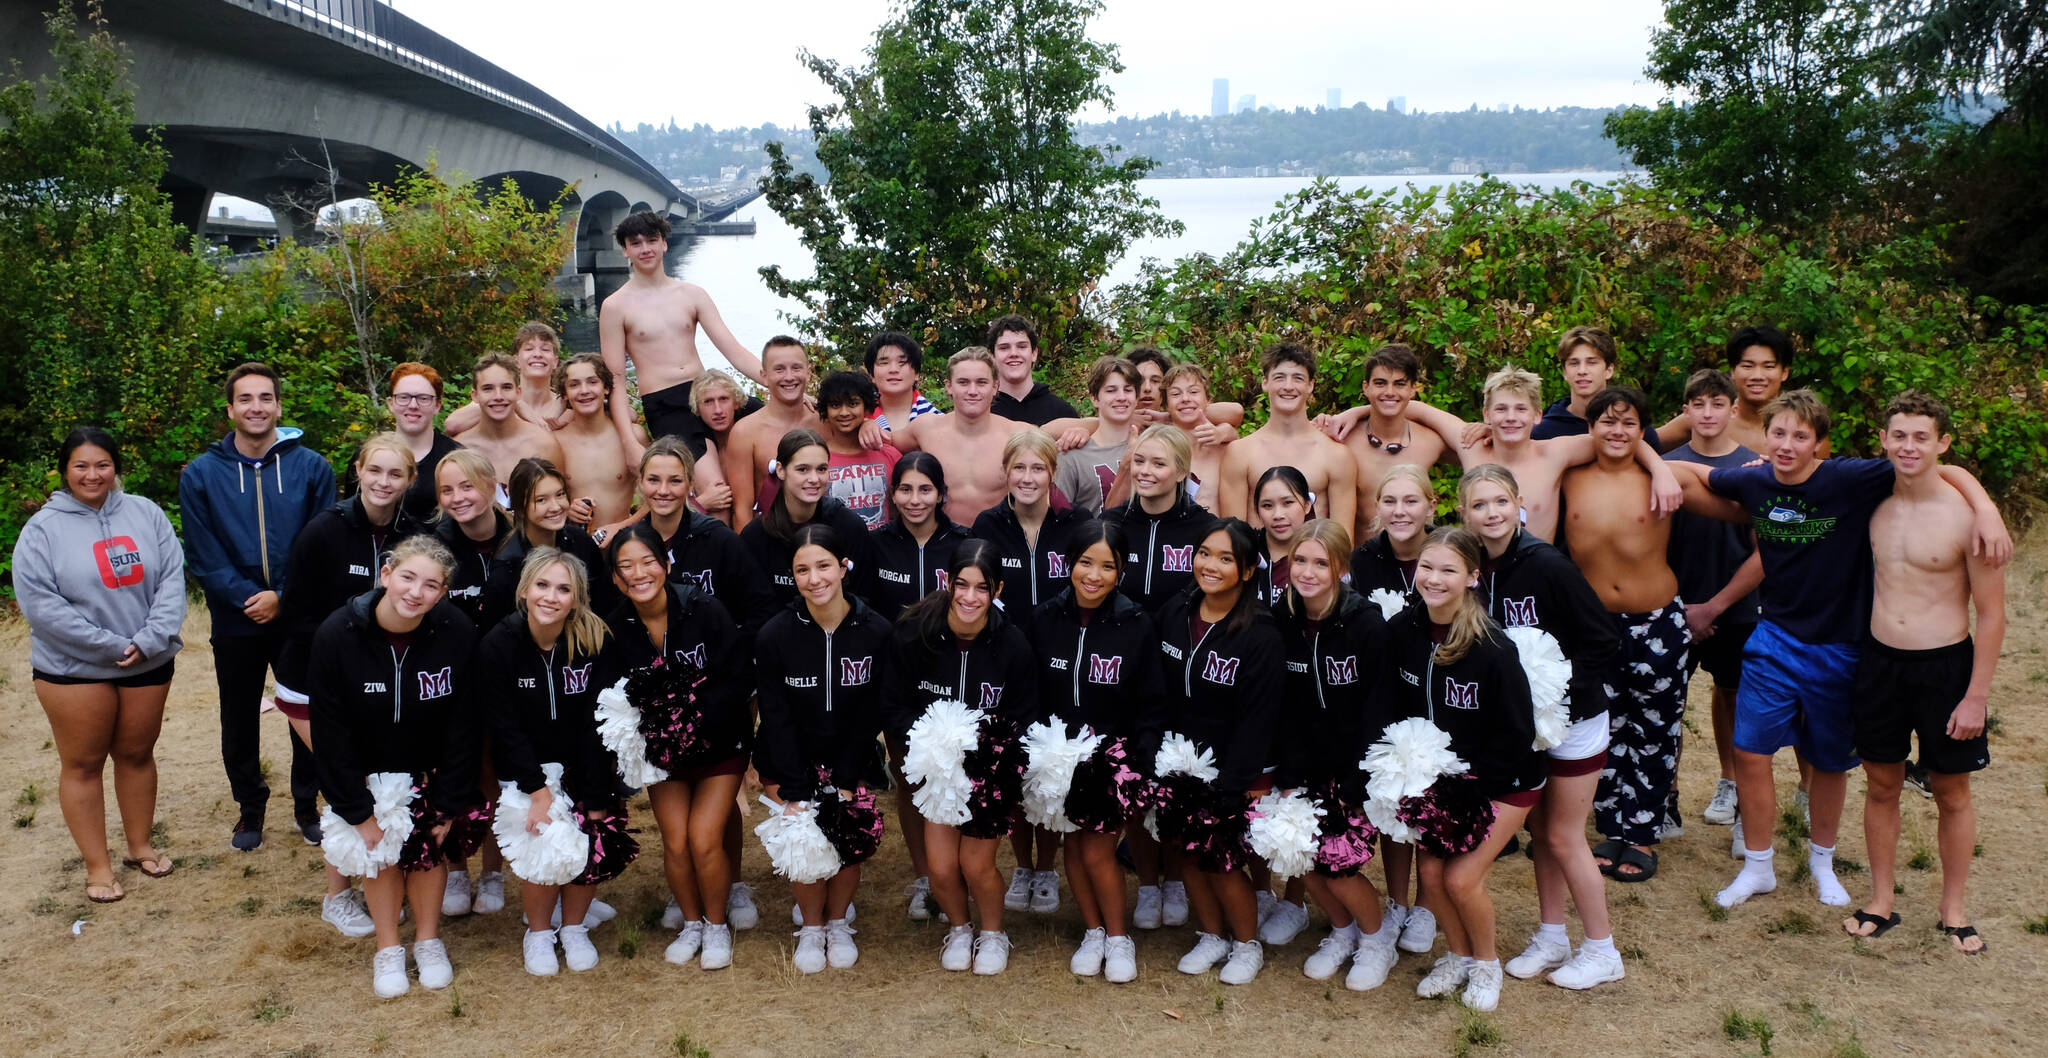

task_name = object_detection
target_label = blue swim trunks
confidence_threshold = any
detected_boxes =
[1733,620,1860,773]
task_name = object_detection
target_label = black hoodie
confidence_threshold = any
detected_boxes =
[476,613,622,805]
[739,497,879,611]
[276,495,429,691]
[606,583,756,764]
[1272,589,1388,791]
[661,510,776,638]
[971,498,1093,614]
[753,597,894,801]
[479,523,618,631]
[1151,587,1286,790]
[1375,605,1544,800]
[434,509,513,630]
[1099,491,1217,613]
[308,591,481,825]
[1350,530,1420,598]
[1477,529,1619,723]
[1026,588,1167,740]
[883,607,1037,739]
[869,515,972,620]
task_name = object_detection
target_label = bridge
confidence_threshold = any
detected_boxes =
[0,0,749,281]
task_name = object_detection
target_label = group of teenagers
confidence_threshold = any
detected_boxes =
[14,210,2010,1012]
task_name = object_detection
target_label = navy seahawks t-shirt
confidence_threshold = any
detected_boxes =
[1707,457,1893,644]
[1665,442,1762,624]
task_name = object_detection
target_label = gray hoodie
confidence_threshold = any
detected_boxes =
[12,489,187,679]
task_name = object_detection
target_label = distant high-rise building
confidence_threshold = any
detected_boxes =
[1237,94,1255,114]
[1387,96,1407,115]
[1212,79,1229,118]
[1327,88,1342,110]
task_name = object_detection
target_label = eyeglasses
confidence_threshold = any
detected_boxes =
[389,393,438,407]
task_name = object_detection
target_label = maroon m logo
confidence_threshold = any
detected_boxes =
[840,656,873,686]
[416,667,454,700]
[1087,654,1122,684]
[1201,651,1239,686]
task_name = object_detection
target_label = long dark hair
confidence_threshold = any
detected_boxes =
[790,523,853,612]
[760,428,830,543]
[1254,464,1311,509]
[1064,518,1128,588]
[888,450,948,525]
[1196,517,1265,637]
[57,425,123,480]
[508,457,568,541]
[900,538,1005,644]
[604,520,672,617]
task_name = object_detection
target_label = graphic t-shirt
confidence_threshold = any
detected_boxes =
[1055,437,1127,514]
[1707,457,1894,644]
[828,445,901,529]
[1664,442,1762,624]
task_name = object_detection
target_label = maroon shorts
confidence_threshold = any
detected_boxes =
[272,694,310,722]
[1547,750,1608,778]
[1247,774,1276,795]
[1497,787,1545,809]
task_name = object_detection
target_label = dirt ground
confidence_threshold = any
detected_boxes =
[2,542,2044,1058]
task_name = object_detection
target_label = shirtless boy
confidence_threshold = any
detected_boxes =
[1667,390,2009,910]
[1128,346,1173,416]
[1407,365,1679,542]
[1218,343,1358,531]
[445,321,563,437]
[1842,391,2004,954]
[1315,343,1452,541]
[1561,388,1689,878]
[599,210,766,461]
[894,347,1032,524]
[460,352,563,504]
[1156,362,1234,511]
[724,336,824,528]
[1533,326,1620,440]
[866,331,938,430]
[551,353,640,526]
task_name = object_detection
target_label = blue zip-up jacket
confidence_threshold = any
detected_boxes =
[177,428,336,637]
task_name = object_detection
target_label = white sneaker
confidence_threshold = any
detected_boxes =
[523,929,560,976]
[1161,881,1189,926]
[826,919,859,969]
[1461,959,1503,1011]
[1345,932,1399,992]
[1133,885,1164,929]
[664,921,705,965]
[412,938,453,989]
[940,924,975,971]
[906,876,932,920]
[584,899,616,926]
[371,944,409,998]
[1416,953,1470,997]
[559,923,598,972]
[1398,904,1438,953]
[727,882,759,931]
[1659,811,1686,840]
[700,922,733,970]
[793,925,828,974]
[1177,932,1231,975]
[472,871,505,914]
[1071,927,1107,976]
[1303,926,1359,980]
[1704,778,1738,825]
[1505,934,1572,979]
[1730,819,1747,859]
[972,930,1011,975]
[662,898,685,930]
[1029,869,1061,913]
[1549,945,1626,989]
[1105,936,1137,983]
[1381,902,1409,940]
[323,889,375,938]
[441,870,473,917]
[1255,889,1279,927]
[1219,939,1265,985]
[1003,867,1033,911]
[1259,900,1310,946]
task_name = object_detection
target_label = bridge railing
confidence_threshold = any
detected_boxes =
[239,0,674,194]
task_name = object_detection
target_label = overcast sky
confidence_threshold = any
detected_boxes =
[381,0,1671,129]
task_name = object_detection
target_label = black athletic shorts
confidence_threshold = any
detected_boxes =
[34,660,176,688]
[1851,637,1988,775]
[1686,620,1753,688]
[641,381,713,457]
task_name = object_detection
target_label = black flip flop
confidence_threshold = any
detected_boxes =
[1938,923,1987,955]
[1843,909,1900,938]
[1591,839,1625,876]
[1609,846,1659,883]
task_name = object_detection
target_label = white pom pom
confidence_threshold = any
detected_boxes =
[904,699,984,827]
[596,677,668,786]
[1153,732,1219,783]
[492,762,589,886]
[1247,790,1324,879]
[1362,718,1468,805]
[754,798,843,883]
[1021,720,1104,833]
[1363,795,1417,844]
[1367,587,1409,622]
[1504,625,1572,750]
[321,772,417,878]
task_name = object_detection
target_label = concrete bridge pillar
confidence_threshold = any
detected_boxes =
[164,181,216,243]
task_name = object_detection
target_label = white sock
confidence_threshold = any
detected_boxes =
[1716,847,1777,907]
[1368,915,1397,940]
[1334,922,1362,942]
[1581,935,1617,958]
[1534,921,1570,948]
[1808,842,1851,906]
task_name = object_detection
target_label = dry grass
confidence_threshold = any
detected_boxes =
[4,539,2048,1058]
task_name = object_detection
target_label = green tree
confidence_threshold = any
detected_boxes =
[760,0,1182,362]
[1605,0,1933,229]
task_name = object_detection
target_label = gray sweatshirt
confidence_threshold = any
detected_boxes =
[12,489,186,679]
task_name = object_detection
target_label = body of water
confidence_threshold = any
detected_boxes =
[575,172,1629,375]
